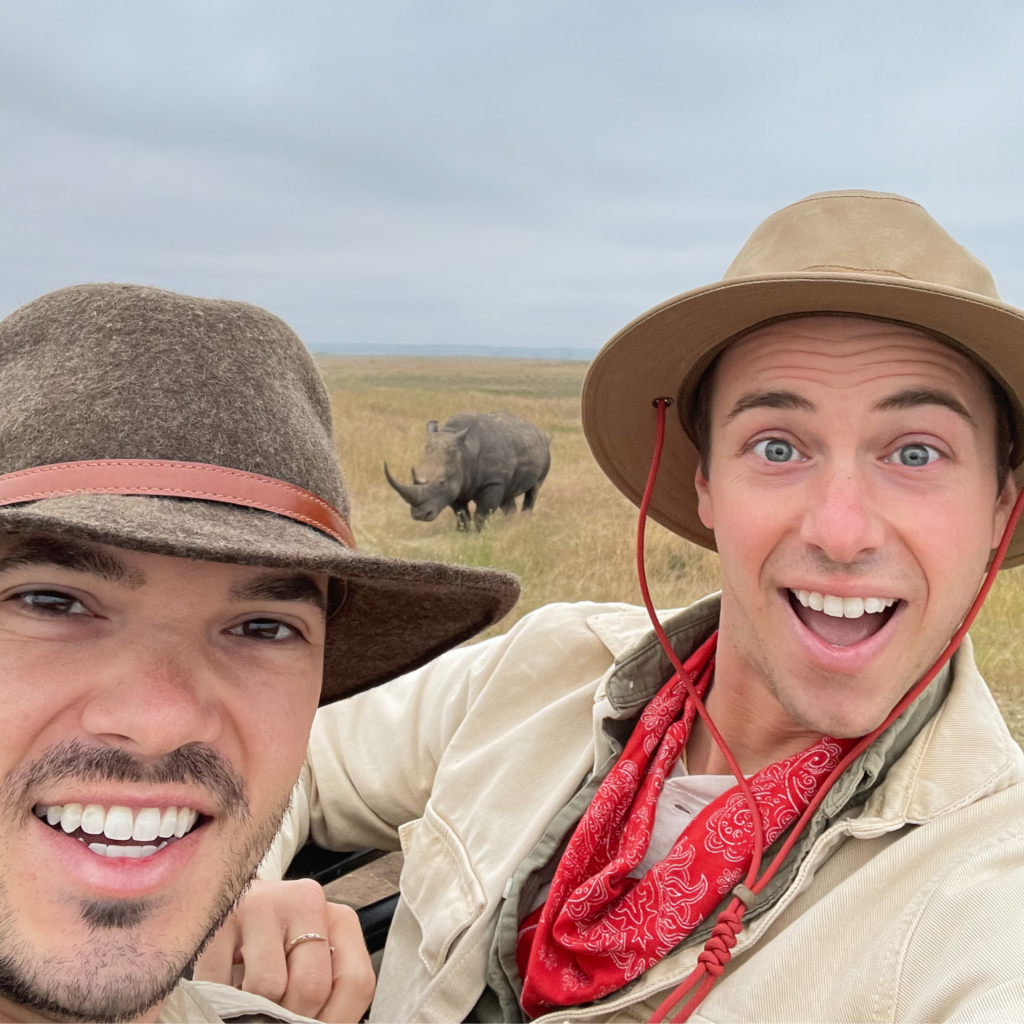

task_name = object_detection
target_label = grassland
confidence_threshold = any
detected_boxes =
[319,354,1024,744]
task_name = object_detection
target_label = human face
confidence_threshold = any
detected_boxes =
[0,535,327,1023]
[695,317,1017,740]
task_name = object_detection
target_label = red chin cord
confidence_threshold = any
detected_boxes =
[638,397,1024,1023]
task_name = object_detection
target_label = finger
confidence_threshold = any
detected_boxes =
[259,879,333,1017]
[234,888,293,1006]
[318,904,376,1024]
[279,933,334,1018]
[194,913,241,986]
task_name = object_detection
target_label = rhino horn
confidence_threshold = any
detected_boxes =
[411,467,427,485]
[384,462,425,505]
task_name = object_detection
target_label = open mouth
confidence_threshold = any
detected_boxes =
[34,803,205,859]
[787,588,901,647]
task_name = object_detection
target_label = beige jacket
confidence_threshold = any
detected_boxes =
[156,978,319,1022]
[261,598,1024,1023]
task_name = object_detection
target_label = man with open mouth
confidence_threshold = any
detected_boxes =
[0,284,519,1023]
[239,190,1024,1022]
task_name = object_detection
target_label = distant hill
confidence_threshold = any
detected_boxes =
[312,342,599,361]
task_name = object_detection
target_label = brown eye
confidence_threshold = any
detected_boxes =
[16,591,89,616]
[228,619,297,641]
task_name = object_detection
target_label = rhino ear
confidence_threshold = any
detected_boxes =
[451,427,470,443]
[426,420,439,434]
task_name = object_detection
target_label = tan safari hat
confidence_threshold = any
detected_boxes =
[582,189,1024,568]
[0,284,519,703]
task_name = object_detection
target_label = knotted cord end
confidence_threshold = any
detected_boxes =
[695,908,743,978]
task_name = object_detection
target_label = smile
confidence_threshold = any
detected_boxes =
[34,803,203,859]
[787,588,902,647]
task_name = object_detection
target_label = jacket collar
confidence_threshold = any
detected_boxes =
[587,595,1023,828]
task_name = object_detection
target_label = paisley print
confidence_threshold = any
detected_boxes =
[518,632,854,1017]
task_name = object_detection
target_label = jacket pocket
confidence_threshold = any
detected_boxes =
[398,805,487,976]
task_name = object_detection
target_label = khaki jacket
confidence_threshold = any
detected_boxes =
[261,598,1024,1023]
[156,979,319,1022]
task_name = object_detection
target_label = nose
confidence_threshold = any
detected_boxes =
[79,635,222,757]
[799,462,886,565]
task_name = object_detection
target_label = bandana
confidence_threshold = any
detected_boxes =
[517,632,855,1017]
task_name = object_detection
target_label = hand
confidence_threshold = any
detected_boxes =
[195,878,375,1023]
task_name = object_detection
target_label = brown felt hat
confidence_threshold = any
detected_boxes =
[583,189,1024,569]
[0,283,519,702]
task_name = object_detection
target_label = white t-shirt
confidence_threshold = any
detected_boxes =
[628,757,742,878]
[529,758,743,910]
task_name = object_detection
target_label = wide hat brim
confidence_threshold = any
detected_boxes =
[582,271,1024,569]
[0,494,519,703]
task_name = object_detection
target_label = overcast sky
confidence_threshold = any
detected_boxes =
[3,2,1024,352]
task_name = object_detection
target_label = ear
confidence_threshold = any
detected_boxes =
[991,472,1019,550]
[426,420,439,434]
[450,427,470,443]
[695,462,714,531]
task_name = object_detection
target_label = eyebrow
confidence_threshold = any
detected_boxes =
[0,538,144,587]
[874,388,975,424]
[726,390,817,421]
[229,573,327,612]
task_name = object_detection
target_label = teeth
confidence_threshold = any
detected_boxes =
[79,839,168,858]
[158,807,178,839]
[81,805,106,835]
[34,803,200,841]
[132,808,161,842]
[174,807,191,838]
[103,806,133,841]
[792,590,898,618]
[61,804,83,834]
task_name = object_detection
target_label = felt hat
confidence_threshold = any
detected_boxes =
[582,189,1024,568]
[0,283,519,702]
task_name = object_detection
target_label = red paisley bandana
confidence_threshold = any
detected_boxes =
[518,632,855,1017]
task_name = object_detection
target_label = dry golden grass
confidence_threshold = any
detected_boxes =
[319,355,1024,744]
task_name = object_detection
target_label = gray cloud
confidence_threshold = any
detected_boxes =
[2,1,1024,350]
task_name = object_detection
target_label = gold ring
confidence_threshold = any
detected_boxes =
[285,932,332,955]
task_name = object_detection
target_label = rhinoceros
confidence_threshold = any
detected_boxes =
[385,412,550,531]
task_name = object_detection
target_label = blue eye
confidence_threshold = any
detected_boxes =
[753,438,800,463]
[887,444,940,467]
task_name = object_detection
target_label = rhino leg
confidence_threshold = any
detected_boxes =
[522,485,541,511]
[472,483,505,531]
[500,497,518,516]
[452,501,471,531]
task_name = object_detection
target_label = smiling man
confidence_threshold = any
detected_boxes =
[0,284,518,1024]
[244,191,1024,1022]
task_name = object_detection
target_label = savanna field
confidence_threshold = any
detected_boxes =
[319,354,1024,745]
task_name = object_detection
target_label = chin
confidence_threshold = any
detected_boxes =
[779,677,899,740]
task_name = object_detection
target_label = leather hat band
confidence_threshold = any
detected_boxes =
[0,459,356,549]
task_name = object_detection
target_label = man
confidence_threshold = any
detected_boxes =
[0,284,518,1023]
[239,190,1024,1021]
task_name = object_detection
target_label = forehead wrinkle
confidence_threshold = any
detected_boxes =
[729,328,981,377]
[722,342,986,398]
